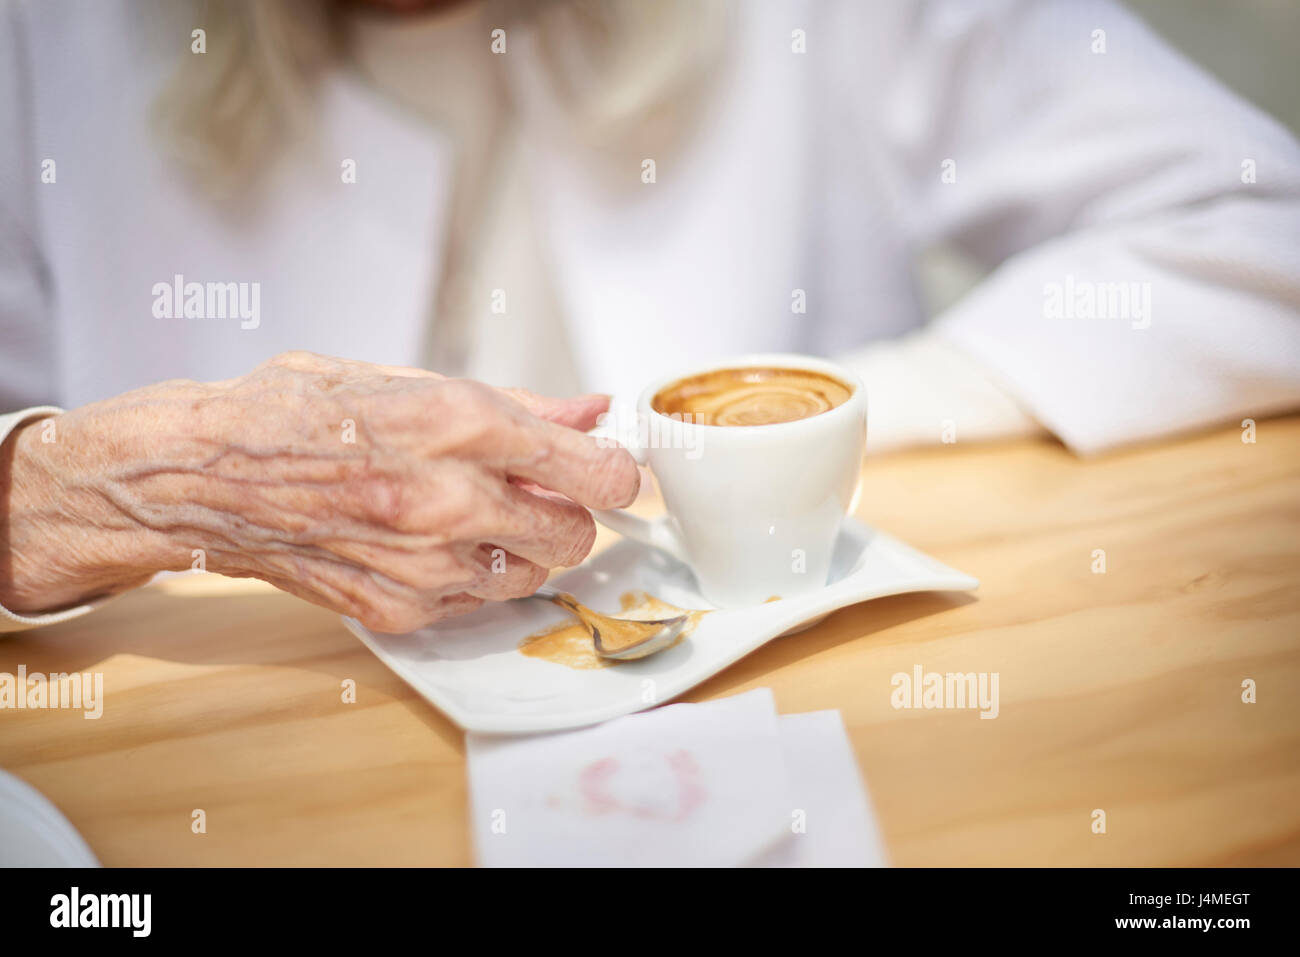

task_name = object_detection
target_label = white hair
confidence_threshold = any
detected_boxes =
[153,0,731,196]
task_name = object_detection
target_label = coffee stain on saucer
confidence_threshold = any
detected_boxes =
[519,591,708,670]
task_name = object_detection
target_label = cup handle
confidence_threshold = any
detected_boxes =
[587,413,687,561]
[587,415,647,467]
[590,509,689,563]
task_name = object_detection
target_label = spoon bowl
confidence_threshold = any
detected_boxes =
[534,586,691,660]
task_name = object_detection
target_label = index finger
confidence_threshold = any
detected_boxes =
[492,415,641,510]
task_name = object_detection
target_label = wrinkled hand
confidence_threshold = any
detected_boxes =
[1,352,639,631]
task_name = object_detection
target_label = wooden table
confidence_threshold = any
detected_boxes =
[3,418,1297,866]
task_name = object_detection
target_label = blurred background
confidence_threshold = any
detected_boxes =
[1131,0,1299,135]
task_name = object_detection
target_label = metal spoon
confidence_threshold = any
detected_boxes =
[533,586,690,661]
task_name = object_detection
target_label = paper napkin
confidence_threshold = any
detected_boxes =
[751,710,888,867]
[467,688,791,867]
[466,687,886,867]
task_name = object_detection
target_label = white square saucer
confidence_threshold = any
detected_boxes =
[343,518,978,734]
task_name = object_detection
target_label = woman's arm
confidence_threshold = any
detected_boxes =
[0,407,122,630]
[1,352,638,633]
[833,0,1300,454]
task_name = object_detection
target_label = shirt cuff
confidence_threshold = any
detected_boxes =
[0,407,109,633]
[838,330,1046,455]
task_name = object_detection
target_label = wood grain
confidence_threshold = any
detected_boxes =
[2,417,1297,866]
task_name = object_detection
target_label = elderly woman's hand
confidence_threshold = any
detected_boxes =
[0,352,639,632]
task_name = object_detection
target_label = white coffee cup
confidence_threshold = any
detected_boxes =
[591,354,867,607]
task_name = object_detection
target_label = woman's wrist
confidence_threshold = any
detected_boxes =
[0,387,208,614]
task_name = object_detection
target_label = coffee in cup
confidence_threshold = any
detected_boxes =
[651,366,852,427]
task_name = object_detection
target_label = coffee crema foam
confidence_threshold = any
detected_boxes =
[652,366,852,427]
